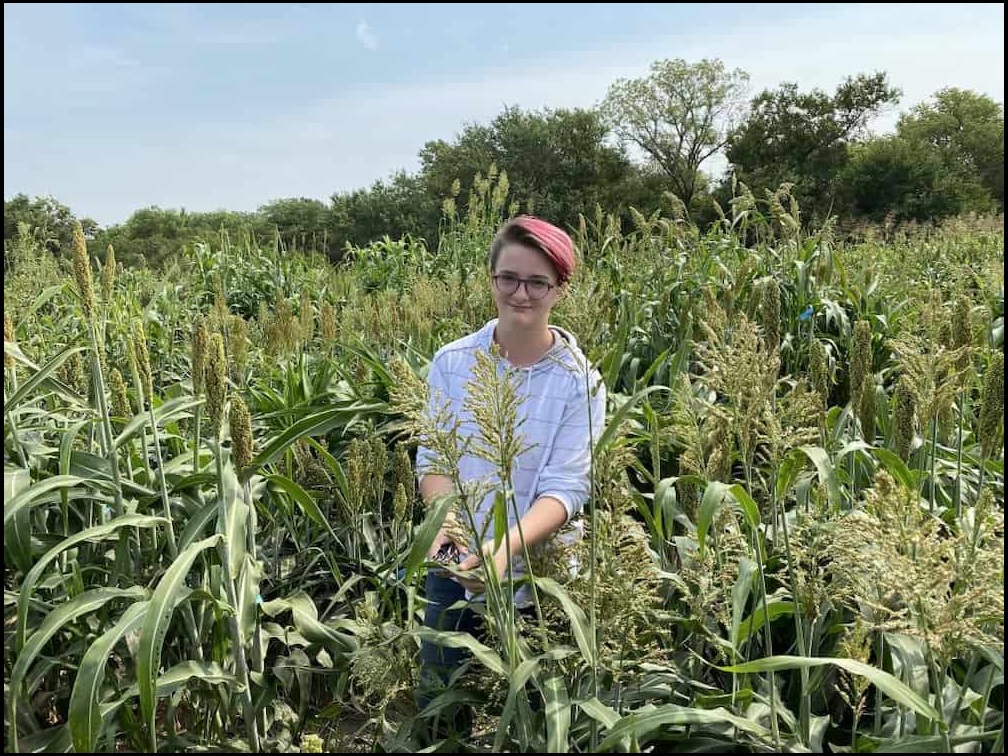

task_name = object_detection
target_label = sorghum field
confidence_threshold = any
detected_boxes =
[4,176,1004,752]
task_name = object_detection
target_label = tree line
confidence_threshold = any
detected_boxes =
[4,57,1004,270]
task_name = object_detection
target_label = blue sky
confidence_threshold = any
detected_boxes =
[4,3,1004,228]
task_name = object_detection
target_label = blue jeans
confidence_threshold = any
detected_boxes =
[418,572,483,705]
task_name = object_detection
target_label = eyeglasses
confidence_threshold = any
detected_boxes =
[492,273,556,300]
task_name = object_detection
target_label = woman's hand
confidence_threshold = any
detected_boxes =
[426,529,453,560]
[455,541,510,593]
[426,511,468,560]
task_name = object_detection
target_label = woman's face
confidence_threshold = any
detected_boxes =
[491,242,560,330]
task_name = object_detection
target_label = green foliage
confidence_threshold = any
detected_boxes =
[3,194,97,271]
[841,135,948,221]
[840,90,1004,223]
[258,196,339,259]
[600,58,750,211]
[419,105,650,235]
[725,72,901,225]
[6,59,1004,271]
[329,170,441,260]
[92,205,269,268]
[897,88,1004,214]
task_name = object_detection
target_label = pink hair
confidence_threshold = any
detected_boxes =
[510,215,576,283]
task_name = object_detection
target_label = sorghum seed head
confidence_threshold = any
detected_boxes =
[192,317,209,396]
[4,312,14,369]
[101,244,116,304]
[978,351,1004,460]
[891,376,916,462]
[205,333,227,436]
[850,320,873,404]
[229,394,254,469]
[71,221,96,320]
[131,319,153,402]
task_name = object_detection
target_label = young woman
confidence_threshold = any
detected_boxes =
[414,214,606,711]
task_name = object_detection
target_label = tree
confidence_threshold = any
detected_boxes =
[418,105,656,235]
[725,72,901,224]
[3,193,97,256]
[598,57,750,211]
[896,88,1003,212]
[258,197,336,257]
[418,124,497,213]
[329,171,441,261]
[91,207,265,268]
[487,106,641,227]
[837,89,1003,224]
[839,136,947,222]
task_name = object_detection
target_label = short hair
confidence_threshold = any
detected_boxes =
[489,215,576,283]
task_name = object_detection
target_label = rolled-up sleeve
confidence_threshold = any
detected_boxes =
[535,373,607,520]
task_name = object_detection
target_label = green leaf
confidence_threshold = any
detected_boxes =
[4,467,33,574]
[216,460,247,577]
[69,601,149,754]
[596,703,770,751]
[594,385,669,457]
[720,655,943,727]
[264,473,335,538]
[796,445,842,509]
[871,448,919,491]
[401,492,454,583]
[8,587,147,754]
[576,696,621,730]
[138,534,223,752]
[735,598,795,646]
[4,474,85,529]
[696,480,730,557]
[4,344,88,412]
[543,675,571,754]
[68,450,156,498]
[259,592,358,656]
[414,627,505,677]
[16,513,165,652]
[249,405,385,473]
[112,395,203,449]
[534,577,595,665]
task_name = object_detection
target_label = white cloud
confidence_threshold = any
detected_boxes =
[355,19,377,51]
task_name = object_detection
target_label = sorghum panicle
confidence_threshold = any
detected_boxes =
[228,314,249,385]
[108,366,131,420]
[205,333,227,436]
[59,350,86,397]
[131,320,153,403]
[859,379,877,444]
[978,351,1004,459]
[229,394,254,469]
[891,375,917,462]
[392,443,416,504]
[849,320,873,410]
[101,244,116,305]
[319,301,337,344]
[192,317,209,397]
[4,312,14,369]
[299,290,314,345]
[759,277,781,350]
[71,221,96,321]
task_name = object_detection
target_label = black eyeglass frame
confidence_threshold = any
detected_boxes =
[491,273,557,300]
